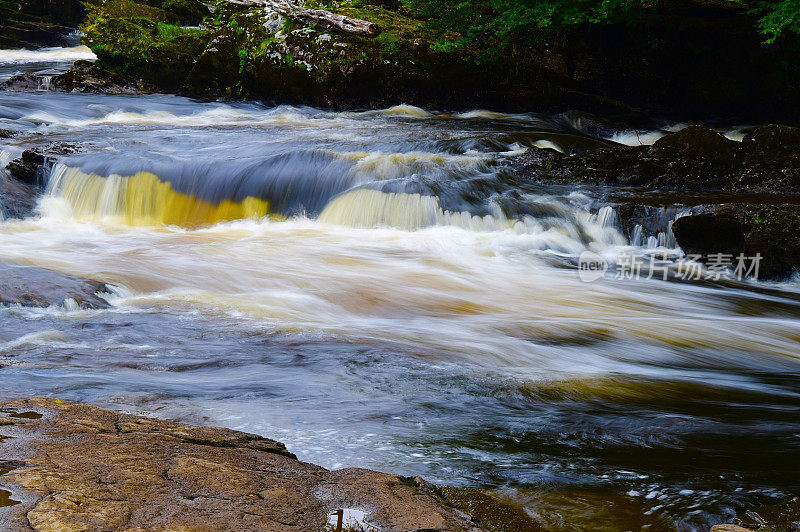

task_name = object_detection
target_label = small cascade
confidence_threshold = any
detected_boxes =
[319,189,630,254]
[624,206,691,250]
[318,189,513,231]
[630,224,644,247]
[37,75,54,91]
[46,164,271,226]
[595,205,619,228]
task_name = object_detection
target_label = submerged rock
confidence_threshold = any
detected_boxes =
[0,398,477,531]
[713,495,800,532]
[0,263,110,309]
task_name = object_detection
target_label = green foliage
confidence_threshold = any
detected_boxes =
[392,0,800,54]
[752,0,800,42]
[399,0,652,57]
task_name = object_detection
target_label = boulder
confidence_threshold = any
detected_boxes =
[0,263,111,309]
[672,204,800,280]
[6,143,83,186]
[52,60,148,95]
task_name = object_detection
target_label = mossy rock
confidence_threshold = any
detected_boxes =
[81,6,211,92]
[139,0,210,25]
[440,487,544,532]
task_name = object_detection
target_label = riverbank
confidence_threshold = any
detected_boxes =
[0,398,510,531]
[5,0,800,123]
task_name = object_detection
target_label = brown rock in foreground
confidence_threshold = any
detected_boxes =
[0,398,479,531]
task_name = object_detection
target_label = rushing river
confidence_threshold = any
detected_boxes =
[1,48,800,531]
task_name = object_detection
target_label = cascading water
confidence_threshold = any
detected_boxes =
[46,164,272,226]
[2,49,800,532]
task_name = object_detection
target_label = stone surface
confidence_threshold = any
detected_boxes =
[0,398,479,531]
[6,144,84,187]
[0,170,37,220]
[672,204,800,280]
[514,125,800,194]
[50,60,148,95]
[0,263,111,309]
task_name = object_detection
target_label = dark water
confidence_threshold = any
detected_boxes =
[1,48,799,531]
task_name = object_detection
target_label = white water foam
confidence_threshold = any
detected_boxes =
[0,46,96,65]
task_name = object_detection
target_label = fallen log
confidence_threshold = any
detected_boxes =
[224,0,382,37]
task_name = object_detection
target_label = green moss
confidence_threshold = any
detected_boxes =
[81,2,211,90]
[96,0,180,23]
[440,487,544,532]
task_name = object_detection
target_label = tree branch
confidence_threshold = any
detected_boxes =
[224,0,382,37]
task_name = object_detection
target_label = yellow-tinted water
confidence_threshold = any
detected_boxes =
[49,166,272,227]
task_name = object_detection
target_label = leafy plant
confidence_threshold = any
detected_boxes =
[752,0,800,42]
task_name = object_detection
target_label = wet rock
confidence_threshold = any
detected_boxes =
[514,125,800,279]
[514,125,800,193]
[440,487,545,531]
[649,125,738,172]
[1,73,42,93]
[6,150,46,186]
[514,123,800,193]
[6,143,85,187]
[743,124,800,158]
[52,60,149,95]
[0,171,37,220]
[0,398,476,531]
[0,263,111,309]
[672,204,800,280]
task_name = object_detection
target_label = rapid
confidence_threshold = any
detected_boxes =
[1,47,800,530]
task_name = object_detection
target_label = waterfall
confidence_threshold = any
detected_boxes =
[45,164,271,226]
[37,75,54,91]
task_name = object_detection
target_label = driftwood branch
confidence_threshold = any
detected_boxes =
[224,0,382,37]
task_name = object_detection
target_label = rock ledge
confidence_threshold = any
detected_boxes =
[0,398,481,531]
